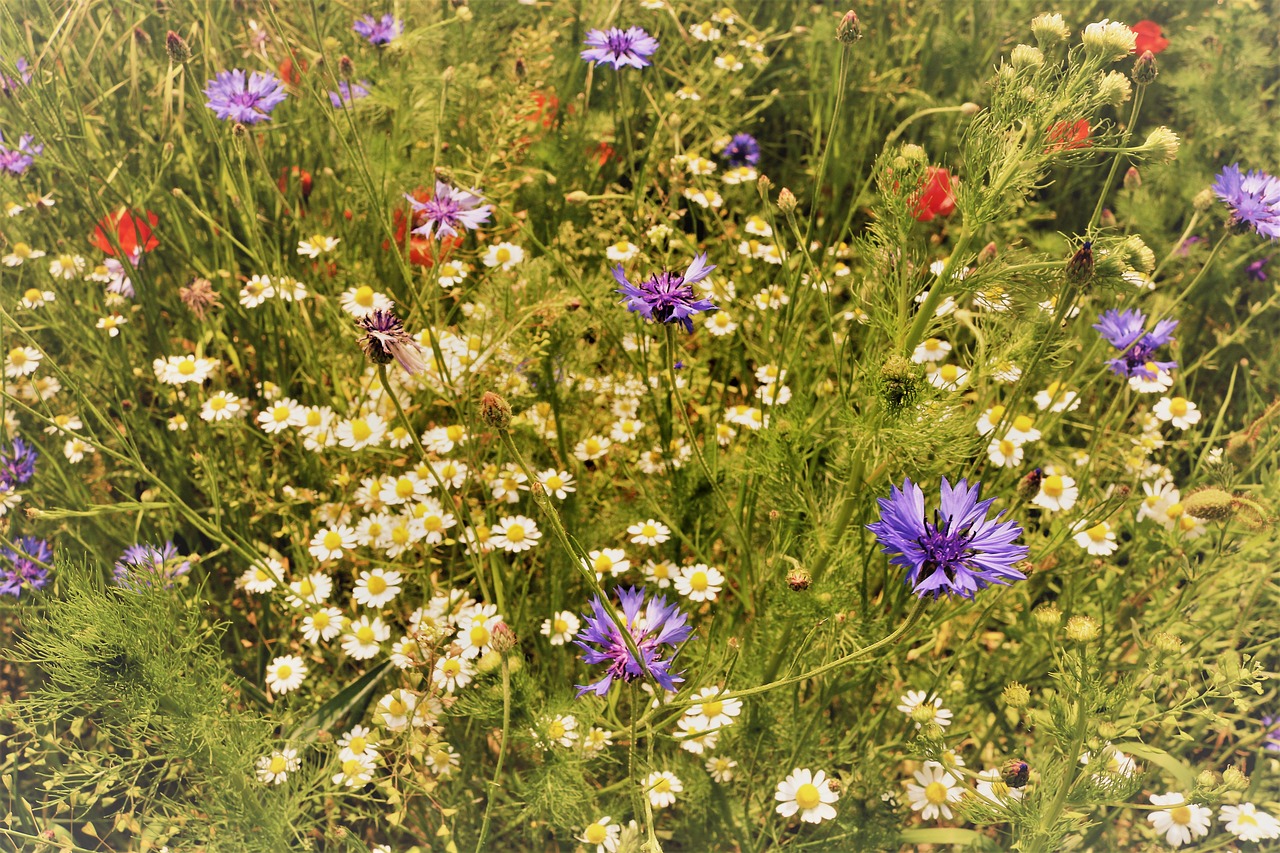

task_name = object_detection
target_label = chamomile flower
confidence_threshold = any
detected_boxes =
[257,398,305,433]
[490,515,541,553]
[581,727,614,756]
[912,338,952,364]
[301,606,343,643]
[336,413,387,450]
[483,242,524,271]
[456,606,502,659]
[928,363,969,391]
[422,424,469,454]
[352,568,402,608]
[707,756,737,782]
[606,240,640,262]
[1153,396,1201,430]
[644,559,676,588]
[432,654,473,692]
[987,436,1024,468]
[906,762,963,821]
[265,654,307,694]
[4,346,42,378]
[537,468,576,499]
[337,725,380,764]
[1080,743,1138,778]
[579,816,622,853]
[286,572,333,607]
[645,771,683,808]
[342,615,390,660]
[1034,382,1081,413]
[20,288,55,309]
[674,717,720,754]
[775,768,839,824]
[255,748,300,785]
[436,261,468,287]
[48,253,85,279]
[896,691,953,729]
[586,548,630,580]
[489,466,528,503]
[379,472,430,506]
[239,560,281,594]
[1073,519,1118,555]
[1148,792,1211,848]
[239,275,275,307]
[537,714,579,748]
[200,390,243,422]
[1032,474,1078,512]
[332,754,376,788]
[297,234,339,257]
[63,438,94,463]
[1219,803,1280,843]
[574,435,612,461]
[705,310,738,335]
[686,687,741,730]
[154,355,218,385]
[1004,414,1042,444]
[610,418,644,443]
[376,689,421,732]
[674,564,724,602]
[339,285,393,318]
[308,525,357,562]
[2,243,44,266]
[627,519,670,546]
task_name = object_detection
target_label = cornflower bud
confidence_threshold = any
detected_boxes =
[339,54,355,77]
[479,391,513,431]
[1124,166,1142,191]
[165,30,191,64]
[977,241,998,264]
[786,567,812,591]
[1001,759,1030,788]
[1016,468,1043,502]
[232,122,247,140]
[1132,49,1158,84]
[491,622,518,654]
[1065,240,1095,286]
[1065,614,1099,643]
[777,187,797,213]
[836,10,862,44]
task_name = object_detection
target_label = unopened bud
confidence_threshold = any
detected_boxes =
[959,102,980,116]
[878,354,922,414]
[1196,769,1220,789]
[479,391,512,431]
[1032,602,1061,627]
[1002,681,1030,709]
[786,567,811,591]
[1010,44,1044,69]
[1097,721,1119,739]
[491,622,518,654]
[339,55,355,77]
[836,11,862,44]
[1143,127,1179,164]
[1132,50,1158,85]
[1001,759,1030,788]
[777,187,797,213]
[1153,631,1183,655]
[977,241,998,265]
[165,30,191,63]
[514,56,527,80]
[910,704,937,725]
[1065,240,1095,286]
[756,173,774,196]
[898,143,927,164]
[1182,487,1235,521]
[232,122,247,139]
[1030,13,1069,49]
[1123,168,1142,193]
[1016,468,1043,502]
[1065,614,1099,643]
[1193,187,1215,213]
[565,190,590,204]
[1222,766,1249,791]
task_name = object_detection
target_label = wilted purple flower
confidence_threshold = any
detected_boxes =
[357,309,426,375]
[203,69,287,125]
[1213,164,1280,240]
[353,13,403,46]
[329,79,371,108]
[1175,235,1204,256]
[0,437,37,491]
[404,181,491,240]
[1247,257,1271,282]
[574,586,693,696]
[113,541,191,589]
[1,57,32,96]
[580,27,659,69]
[867,478,1028,599]
[1092,308,1178,380]
[0,132,42,176]
[722,133,761,167]
[0,536,52,598]
[614,253,717,333]
[104,259,135,296]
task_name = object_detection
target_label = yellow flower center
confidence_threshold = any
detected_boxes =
[925,338,941,351]
[1166,501,1184,519]
[689,571,709,592]
[641,524,657,538]
[593,553,613,572]
[701,700,723,718]
[924,781,949,805]
[366,575,387,595]
[548,721,565,739]
[348,735,367,753]
[14,242,31,257]
[585,824,608,844]
[1086,523,1109,542]
[1042,476,1064,498]
[24,288,41,302]
[306,410,322,427]
[323,531,343,550]
[442,659,461,676]
[178,360,195,375]
[1169,806,1192,826]
[354,286,374,307]
[446,424,465,441]
[496,247,511,263]
[795,783,822,810]
[391,525,410,545]
[209,396,227,411]
[470,625,491,647]
[271,405,291,422]
[356,626,375,644]
[1238,812,1259,827]
[999,439,1016,456]
[395,477,415,498]
[297,579,315,596]
[275,664,292,680]
[546,474,563,490]
[388,698,406,716]
[553,618,568,633]
[312,611,330,628]
[653,778,671,793]
[269,755,287,774]
[1169,397,1188,417]
[585,439,601,454]
[342,759,362,776]
[350,419,372,441]
[1012,415,1034,432]
[652,562,671,579]
[940,364,959,382]
[505,523,526,542]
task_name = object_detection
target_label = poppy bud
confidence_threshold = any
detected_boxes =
[836,10,862,44]
[1132,50,1158,85]
[165,30,191,64]
[479,391,512,431]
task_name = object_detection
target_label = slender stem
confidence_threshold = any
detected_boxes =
[474,657,511,853]
[1087,85,1146,236]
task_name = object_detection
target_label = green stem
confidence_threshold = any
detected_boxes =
[1087,85,1146,236]
[474,657,511,853]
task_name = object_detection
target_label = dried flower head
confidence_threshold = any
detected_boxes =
[356,309,426,375]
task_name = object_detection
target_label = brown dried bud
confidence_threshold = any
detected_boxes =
[1132,50,1158,85]
[836,10,862,44]
[338,55,355,77]
[165,30,191,64]
[977,241,998,265]
[232,122,248,139]
[479,391,512,431]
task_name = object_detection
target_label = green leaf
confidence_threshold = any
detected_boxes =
[1116,741,1196,789]
[899,827,991,847]
[289,661,392,743]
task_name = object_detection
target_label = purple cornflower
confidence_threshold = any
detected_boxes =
[580,27,659,69]
[1213,164,1280,240]
[1261,716,1280,752]
[203,69,287,125]
[357,309,426,375]
[113,541,191,589]
[403,181,491,240]
[1247,256,1271,281]
[867,477,1028,599]
[0,132,42,176]
[329,80,371,108]
[1,57,32,96]
[721,133,761,167]
[0,437,37,491]
[1092,308,1178,380]
[614,253,717,333]
[573,586,693,696]
[0,536,52,598]
[353,14,403,46]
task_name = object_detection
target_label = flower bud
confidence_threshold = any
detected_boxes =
[977,241,998,265]
[165,30,191,64]
[960,102,980,116]
[1065,240,1095,286]
[479,391,512,431]
[1182,487,1235,521]
[1124,166,1142,191]
[1082,19,1138,63]
[1002,681,1030,709]
[1016,468,1043,501]
[1142,127,1179,164]
[898,143,927,164]
[1223,766,1249,791]
[1001,759,1030,788]
[491,622,518,654]
[777,187,797,213]
[564,190,590,204]
[836,10,862,44]
[1098,71,1132,107]
[1152,631,1183,655]
[878,354,922,414]
[1193,187,1215,212]
[1132,49,1158,85]
[1196,769,1221,790]
[1030,13,1069,48]
[1010,44,1044,69]
[339,54,355,77]
[1033,602,1061,627]
[232,121,248,140]
[786,567,812,591]
[1121,235,1155,272]
[1065,614,1099,643]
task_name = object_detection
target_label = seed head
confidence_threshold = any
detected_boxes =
[1002,681,1031,709]
[1064,614,1099,643]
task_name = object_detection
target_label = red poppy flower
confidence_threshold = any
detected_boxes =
[524,91,560,129]
[1046,119,1091,153]
[382,188,465,267]
[592,141,616,167]
[1130,20,1169,55]
[911,167,955,222]
[278,166,314,201]
[278,54,307,86]
[91,208,159,258]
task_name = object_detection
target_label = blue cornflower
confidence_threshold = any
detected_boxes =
[353,13,403,46]
[0,131,42,176]
[1261,716,1280,753]
[113,541,192,589]
[1092,308,1178,381]
[721,133,761,168]
[403,180,492,240]
[0,437,37,491]
[573,586,693,696]
[580,27,659,70]
[329,79,371,108]
[0,535,52,598]
[1,57,32,96]
[1247,257,1270,282]
[203,69,287,125]
[613,253,717,333]
[867,477,1028,599]
[1212,164,1280,240]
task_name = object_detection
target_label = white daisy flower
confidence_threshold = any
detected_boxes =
[297,234,340,257]
[644,771,683,808]
[490,515,541,553]
[674,564,724,602]
[265,655,307,694]
[775,767,839,824]
[1219,803,1280,843]
[483,242,524,271]
[1032,474,1078,512]
[1152,396,1200,430]
[308,525,357,562]
[200,390,243,422]
[432,654,473,692]
[586,548,630,580]
[341,615,390,660]
[339,285,393,318]
[627,519,670,546]
[579,816,621,853]
[352,568,402,608]
[1148,792,1211,848]
[1072,519,1118,556]
[300,606,343,643]
[255,748,300,784]
[905,762,963,821]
